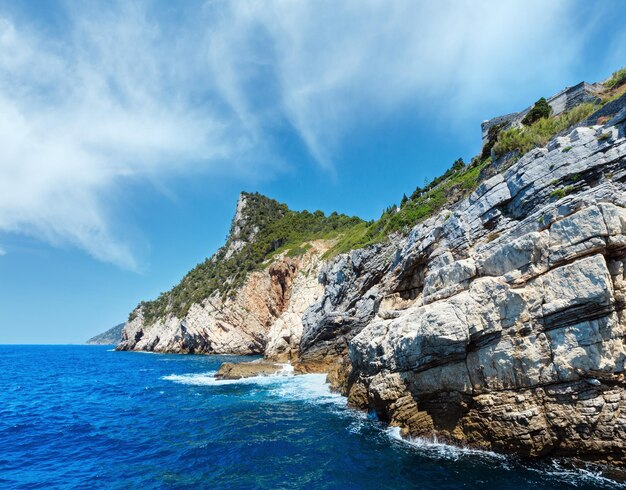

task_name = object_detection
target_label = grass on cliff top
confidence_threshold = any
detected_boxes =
[492,102,598,160]
[324,157,491,258]
[605,67,626,89]
[135,193,363,324]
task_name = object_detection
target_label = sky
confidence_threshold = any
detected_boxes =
[0,0,625,343]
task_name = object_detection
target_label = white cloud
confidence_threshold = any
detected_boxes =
[0,4,246,269]
[0,247,5,256]
[0,0,594,268]
[204,0,584,165]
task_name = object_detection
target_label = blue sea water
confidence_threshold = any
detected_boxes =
[0,345,623,489]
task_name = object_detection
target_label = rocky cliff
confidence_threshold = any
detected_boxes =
[120,73,626,468]
[117,192,359,356]
[318,119,626,466]
[119,242,327,355]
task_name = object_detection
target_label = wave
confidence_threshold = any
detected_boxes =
[162,367,623,488]
[162,371,220,385]
[530,460,626,489]
[386,426,506,462]
[388,427,625,487]
[162,366,344,407]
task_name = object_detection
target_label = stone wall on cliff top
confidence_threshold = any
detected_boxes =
[117,241,327,356]
[300,117,626,464]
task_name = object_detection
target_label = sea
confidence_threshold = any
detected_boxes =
[0,345,623,489]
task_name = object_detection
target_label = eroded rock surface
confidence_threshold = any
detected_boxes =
[117,242,328,355]
[303,119,626,465]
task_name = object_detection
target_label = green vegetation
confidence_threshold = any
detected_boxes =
[550,186,574,200]
[481,122,505,160]
[493,103,598,160]
[325,157,491,258]
[285,243,313,258]
[328,91,605,261]
[522,97,552,126]
[605,67,626,89]
[597,132,612,141]
[135,192,363,323]
[562,146,573,153]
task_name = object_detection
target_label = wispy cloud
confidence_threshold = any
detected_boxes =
[0,0,594,268]
[205,0,584,164]
[0,3,245,269]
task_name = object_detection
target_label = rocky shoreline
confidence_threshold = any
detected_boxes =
[114,89,626,469]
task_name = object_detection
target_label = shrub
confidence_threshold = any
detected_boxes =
[562,146,572,153]
[522,97,552,126]
[605,68,626,89]
[550,186,574,200]
[452,158,465,171]
[410,185,423,200]
[481,123,505,159]
[286,243,312,257]
[493,103,597,160]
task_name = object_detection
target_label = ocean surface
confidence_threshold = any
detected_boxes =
[1,345,623,490]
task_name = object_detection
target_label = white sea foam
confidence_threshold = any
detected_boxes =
[162,366,344,407]
[268,373,345,406]
[161,366,624,487]
[529,460,626,488]
[162,371,220,385]
[386,426,507,462]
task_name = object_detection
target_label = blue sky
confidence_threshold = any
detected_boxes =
[0,0,625,343]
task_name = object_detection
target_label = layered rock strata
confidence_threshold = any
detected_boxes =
[304,120,626,465]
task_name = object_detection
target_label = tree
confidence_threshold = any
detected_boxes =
[410,185,422,200]
[401,193,409,207]
[452,158,465,171]
[522,97,551,126]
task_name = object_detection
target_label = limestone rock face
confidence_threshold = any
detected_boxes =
[224,193,260,260]
[298,242,395,368]
[117,242,328,355]
[302,117,626,465]
[264,249,326,362]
